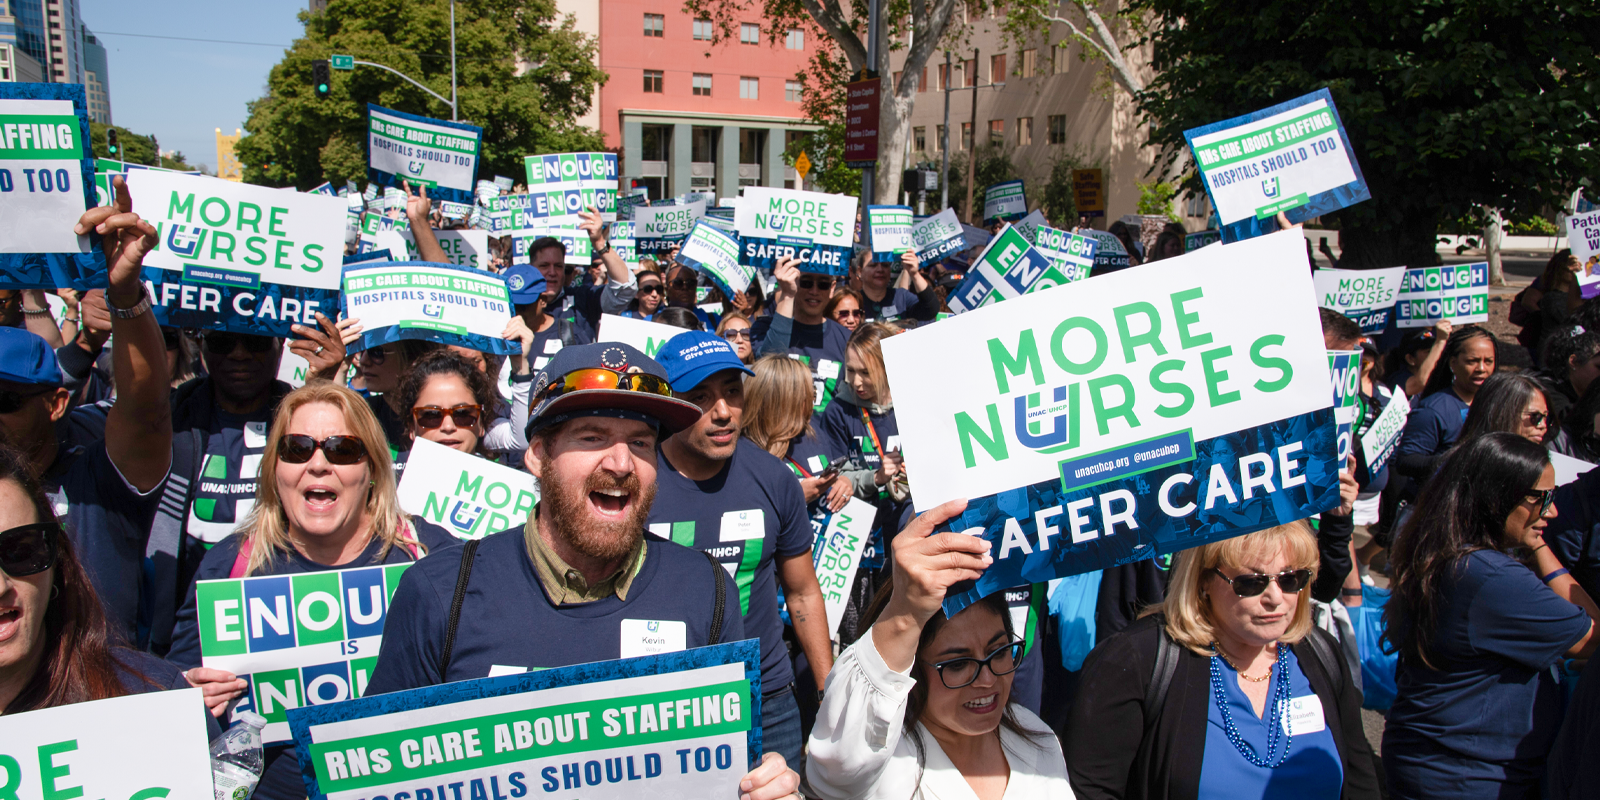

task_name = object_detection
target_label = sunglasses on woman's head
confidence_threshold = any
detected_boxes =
[413,404,482,430]
[1208,567,1313,597]
[0,522,60,577]
[277,434,369,465]
[1525,487,1556,516]
[201,331,276,356]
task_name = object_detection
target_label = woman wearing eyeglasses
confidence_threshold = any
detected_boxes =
[1383,432,1598,799]
[807,498,1071,799]
[716,313,755,364]
[620,269,666,319]
[168,382,457,800]
[1063,522,1380,800]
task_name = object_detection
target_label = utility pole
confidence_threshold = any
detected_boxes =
[861,0,880,206]
[964,49,979,225]
[450,0,458,121]
[940,50,951,212]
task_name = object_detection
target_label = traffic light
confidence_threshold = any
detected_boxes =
[312,60,331,99]
[106,128,119,157]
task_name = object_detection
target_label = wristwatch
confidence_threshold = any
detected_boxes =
[109,286,153,319]
[592,241,612,257]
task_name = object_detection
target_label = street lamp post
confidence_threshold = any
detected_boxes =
[450,0,457,122]
[940,50,951,212]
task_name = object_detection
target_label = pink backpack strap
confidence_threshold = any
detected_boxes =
[397,518,422,560]
[228,537,254,579]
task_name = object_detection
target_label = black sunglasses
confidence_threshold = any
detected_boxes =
[0,522,60,577]
[0,385,57,415]
[363,346,397,366]
[1526,410,1549,429]
[669,278,698,290]
[412,404,482,430]
[932,641,1025,690]
[798,277,834,291]
[638,283,664,295]
[201,331,276,355]
[1526,487,1556,516]
[277,434,369,465]
[1208,567,1313,598]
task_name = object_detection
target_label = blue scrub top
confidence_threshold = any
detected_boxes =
[1198,647,1343,800]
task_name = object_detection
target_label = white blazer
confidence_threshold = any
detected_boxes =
[806,632,1076,800]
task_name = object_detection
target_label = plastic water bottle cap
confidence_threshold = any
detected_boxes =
[235,711,268,729]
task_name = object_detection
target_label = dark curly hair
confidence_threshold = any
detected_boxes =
[395,350,501,449]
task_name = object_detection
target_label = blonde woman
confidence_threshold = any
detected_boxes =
[743,354,850,511]
[1063,523,1379,800]
[168,382,459,800]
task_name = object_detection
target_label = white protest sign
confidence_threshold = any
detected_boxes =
[982,180,1027,225]
[399,438,538,538]
[865,205,914,262]
[600,313,694,359]
[1567,209,1600,298]
[1552,451,1596,486]
[912,209,967,263]
[508,225,591,266]
[0,690,213,800]
[278,349,311,388]
[374,228,492,270]
[367,104,482,200]
[736,186,858,275]
[343,261,515,354]
[811,498,874,636]
[1395,263,1489,328]
[676,219,752,297]
[1312,267,1406,335]
[522,152,619,219]
[945,224,1064,314]
[885,227,1329,508]
[636,200,706,255]
[1360,390,1408,475]
[1011,209,1049,244]
[0,96,92,255]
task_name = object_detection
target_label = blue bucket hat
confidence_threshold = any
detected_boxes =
[655,331,753,393]
[503,264,548,306]
[0,327,61,387]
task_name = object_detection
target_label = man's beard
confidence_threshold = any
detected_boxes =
[540,460,655,562]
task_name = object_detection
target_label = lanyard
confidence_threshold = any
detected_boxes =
[786,456,812,477]
[860,407,885,458]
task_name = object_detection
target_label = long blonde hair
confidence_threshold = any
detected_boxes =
[847,321,901,404]
[1145,522,1319,656]
[238,381,423,576]
[742,355,816,457]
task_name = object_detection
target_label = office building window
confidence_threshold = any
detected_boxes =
[914,127,926,152]
[693,18,714,40]
[740,77,759,99]
[1021,49,1036,78]
[785,80,803,102]
[786,29,804,50]
[1018,117,1033,146]
[936,64,947,91]
[643,70,664,93]
[1048,114,1066,144]
[989,119,1004,144]
[990,54,1007,82]
[740,23,760,44]
[936,124,947,151]
[963,59,975,87]
[693,73,712,96]
[919,67,928,92]
[960,122,973,150]
[1054,44,1070,75]
[643,13,664,37]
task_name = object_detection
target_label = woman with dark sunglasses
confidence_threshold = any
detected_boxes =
[619,269,666,319]
[395,350,517,459]
[807,499,1070,798]
[1064,522,1379,800]
[1383,432,1598,799]
[168,382,458,800]
[1458,372,1552,446]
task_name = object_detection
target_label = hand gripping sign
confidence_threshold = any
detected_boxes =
[0,83,106,290]
[882,227,1340,616]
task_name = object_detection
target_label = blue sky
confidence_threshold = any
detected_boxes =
[82,0,309,171]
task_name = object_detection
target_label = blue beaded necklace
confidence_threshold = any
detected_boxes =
[1209,641,1294,768]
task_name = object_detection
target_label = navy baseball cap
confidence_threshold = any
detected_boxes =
[526,342,703,438]
[503,264,547,306]
[656,331,753,392]
[0,327,61,388]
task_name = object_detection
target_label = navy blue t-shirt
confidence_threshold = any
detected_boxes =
[751,314,850,414]
[167,521,459,800]
[1395,388,1470,464]
[647,439,811,694]
[1385,550,1590,768]
[368,528,746,692]
[184,411,274,547]
[1547,467,1600,600]
[860,287,924,323]
[817,396,906,568]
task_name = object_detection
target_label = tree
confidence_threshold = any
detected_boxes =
[944,142,1020,221]
[783,40,863,197]
[1127,0,1600,269]
[683,0,962,204]
[89,123,194,171]
[236,0,606,189]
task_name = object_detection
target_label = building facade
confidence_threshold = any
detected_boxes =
[81,25,107,122]
[0,0,88,86]
[0,0,43,83]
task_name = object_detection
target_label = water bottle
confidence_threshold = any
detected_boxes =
[210,711,267,800]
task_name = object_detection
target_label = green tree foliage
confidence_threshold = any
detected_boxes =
[784,42,862,197]
[237,0,606,189]
[89,123,193,170]
[946,142,1021,221]
[1129,0,1600,268]
[1039,151,1087,225]
[1136,180,1179,221]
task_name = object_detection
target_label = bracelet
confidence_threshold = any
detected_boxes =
[1542,567,1571,584]
[62,315,79,323]
[1532,543,1549,555]
[20,306,51,316]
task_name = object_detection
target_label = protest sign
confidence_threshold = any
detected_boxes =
[287,640,762,800]
[961,224,992,252]
[197,564,411,743]
[1081,229,1131,273]
[343,261,516,354]
[1185,230,1220,251]
[983,180,1028,225]
[0,690,213,800]
[399,438,538,539]
[611,220,638,265]
[508,226,591,266]
[375,228,492,269]
[617,190,649,221]
[912,209,967,263]
[945,225,1066,314]
[883,228,1337,614]
[489,190,606,229]
[809,498,874,636]
[865,205,914,262]
[736,187,858,276]
[367,104,483,204]
[1552,451,1596,486]
[1360,391,1408,475]
[1328,350,1361,464]
[1395,263,1489,328]
[1567,209,1600,298]
[636,200,706,255]
[1312,267,1405,334]
[523,152,618,219]
[0,84,107,290]
[1011,210,1048,245]
[1185,88,1370,243]
[1073,169,1105,218]
[279,349,312,388]
[600,313,695,359]
[676,219,752,298]
[1033,226,1097,285]
[126,170,345,336]
[493,175,514,191]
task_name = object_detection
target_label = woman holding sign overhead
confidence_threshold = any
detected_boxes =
[169,382,458,800]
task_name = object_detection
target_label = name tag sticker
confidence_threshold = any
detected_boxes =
[817,359,842,380]
[620,618,687,658]
[487,664,528,677]
[1280,694,1327,735]
[720,508,766,542]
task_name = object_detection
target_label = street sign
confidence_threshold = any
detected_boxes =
[330,54,354,71]
[844,78,880,167]
[794,151,812,180]
[1073,168,1105,218]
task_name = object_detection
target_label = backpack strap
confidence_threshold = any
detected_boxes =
[228,536,254,579]
[705,550,726,645]
[1301,627,1345,695]
[440,538,483,678]
[1145,620,1181,736]
[141,428,206,652]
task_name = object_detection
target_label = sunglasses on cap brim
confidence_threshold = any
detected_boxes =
[535,368,674,405]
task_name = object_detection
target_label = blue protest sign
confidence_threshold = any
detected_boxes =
[865,205,914,262]
[735,187,858,276]
[912,209,967,264]
[343,261,517,355]
[367,104,483,205]
[0,82,108,290]
[982,180,1027,226]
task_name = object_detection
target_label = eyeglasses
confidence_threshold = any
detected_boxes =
[0,386,57,414]
[670,278,698,290]
[277,434,370,465]
[798,277,834,291]
[835,309,865,319]
[1526,411,1549,429]
[413,404,483,430]
[932,641,1025,689]
[535,367,673,405]
[638,284,664,296]
[1208,567,1313,598]
[722,329,752,342]
[363,346,397,366]
[200,331,276,356]
[0,522,60,577]
[1525,487,1556,516]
